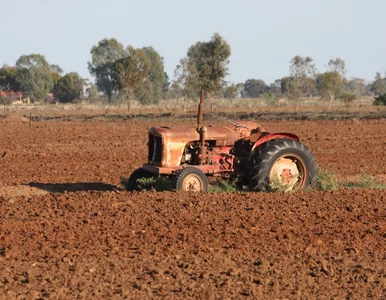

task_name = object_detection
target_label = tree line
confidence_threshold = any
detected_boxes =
[1,33,386,110]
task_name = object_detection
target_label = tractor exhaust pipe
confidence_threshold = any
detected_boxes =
[197,89,204,130]
[197,89,207,164]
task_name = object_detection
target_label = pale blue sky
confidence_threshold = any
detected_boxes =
[1,0,385,84]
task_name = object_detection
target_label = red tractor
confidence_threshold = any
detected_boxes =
[127,91,317,192]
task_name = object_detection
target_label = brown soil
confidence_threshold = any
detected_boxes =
[0,113,385,298]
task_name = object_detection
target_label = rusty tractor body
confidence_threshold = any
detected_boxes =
[128,90,317,192]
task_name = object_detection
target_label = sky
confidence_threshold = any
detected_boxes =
[1,0,386,85]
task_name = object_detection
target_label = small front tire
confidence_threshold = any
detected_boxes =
[174,167,208,192]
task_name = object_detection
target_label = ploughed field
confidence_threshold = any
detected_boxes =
[0,114,385,298]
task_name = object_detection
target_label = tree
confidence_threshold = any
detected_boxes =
[0,66,20,92]
[374,93,386,106]
[244,79,267,98]
[88,38,125,103]
[187,33,231,111]
[340,93,357,107]
[316,58,346,110]
[85,82,100,104]
[50,64,63,74]
[328,58,346,76]
[114,46,151,114]
[53,72,85,103]
[173,57,199,111]
[345,78,366,97]
[235,83,245,98]
[50,64,63,91]
[222,83,238,99]
[142,47,167,103]
[15,54,53,102]
[371,73,386,96]
[261,91,278,106]
[287,56,317,109]
[268,79,283,99]
[316,72,343,110]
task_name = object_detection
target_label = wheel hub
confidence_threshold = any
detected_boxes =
[270,157,301,191]
[182,174,203,192]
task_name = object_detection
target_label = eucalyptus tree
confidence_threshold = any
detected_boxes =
[15,54,53,102]
[114,46,151,114]
[187,33,231,111]
[173,57,199,111]
[286,56,317,109]
[0,65,19,91]
[371,72,386,96]
[244,79,268,98]
[50,64,63,88]
[316,58,346,110]
[142,47,167,103]
[88,38,125,103]
[53,72,85,103]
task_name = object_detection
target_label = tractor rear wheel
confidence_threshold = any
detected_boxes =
[247,138,317,192]
[126,168,155,191]
[174,167,208,192]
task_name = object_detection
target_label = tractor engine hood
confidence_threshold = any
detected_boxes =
[149,121,265,145]
[147,121,266,168]
[150,126,240,146]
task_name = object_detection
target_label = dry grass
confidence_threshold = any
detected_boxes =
[3,96,384,117]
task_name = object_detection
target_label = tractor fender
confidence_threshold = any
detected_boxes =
[250,132,299,152]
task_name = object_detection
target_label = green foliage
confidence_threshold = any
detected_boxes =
[142,47,167,104]
[114,46,151,113]
[187,33,231,102]
[53,72,85,103]
[340,93,357,107]
[316,71,344,109]
[244,79,267,98]
[268,79,283,99]
[121,175,172,192]
[370,73,386,96]
[85,83,100,104]
[209,178,239,193]
[50,64,64,89]
[344,78,366,97]
[50,64,63,75]
[314,169,385,191]
[88,38,125,103]
[342,173,380,189]
[328,58,346,76]
[0,66,20,91]
[314,168,340,191]
[261,91,278,106]
[15,54,54,101]
[286,56,317,108]
[235,83,246,98]
[222,83,238,99]
[172,57,199,102]
[373,93,386,106]
[136,176,156,191]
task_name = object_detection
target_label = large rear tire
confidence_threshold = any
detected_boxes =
[174,167,208,192]
[247,139,317,192]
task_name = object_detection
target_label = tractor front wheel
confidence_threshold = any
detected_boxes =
[248,139,317,192]
[174,167,208,192]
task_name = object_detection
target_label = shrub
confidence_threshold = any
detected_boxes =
[342,172,385,189]
[209,178,239,192]
[373,93,386,106]
[340,93,356,107]
[314,168,340,191]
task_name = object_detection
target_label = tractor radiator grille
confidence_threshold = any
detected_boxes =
[148,134,162,164]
